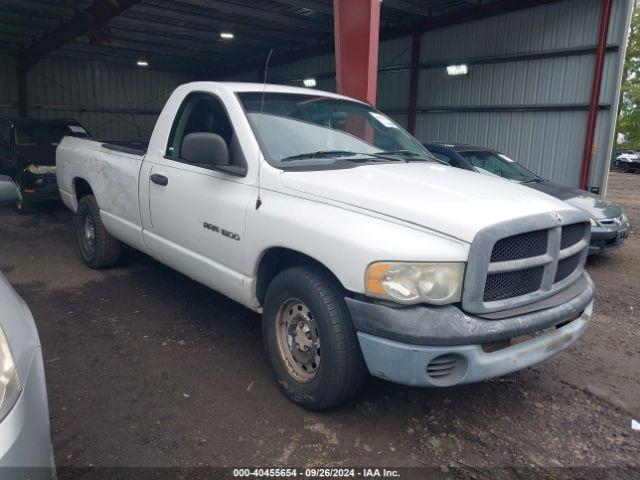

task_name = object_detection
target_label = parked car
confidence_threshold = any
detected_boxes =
[0,118,91,212]
[425,142,630,255]
[615,150,640,173]
[57,82,595,410]
[0,175,54,478]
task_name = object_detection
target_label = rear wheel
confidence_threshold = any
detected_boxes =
[262,266,367,410]
[75,195,122,268]
[619,162,631,173]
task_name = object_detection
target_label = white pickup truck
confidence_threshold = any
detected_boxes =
[57,82,595,409]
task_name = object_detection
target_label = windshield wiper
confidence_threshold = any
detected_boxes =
[378,149,420,157]
[281,150,406,163]
[521,178,546,184]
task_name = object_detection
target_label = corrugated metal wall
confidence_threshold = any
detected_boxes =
[412,0,632,191]
[0,57,193,138]
[234,0,632,192]
[0,55,19,119]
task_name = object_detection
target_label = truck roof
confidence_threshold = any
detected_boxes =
[180,81,367,105]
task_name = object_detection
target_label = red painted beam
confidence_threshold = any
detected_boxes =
[580,0,613,190]
[333,0,381,106]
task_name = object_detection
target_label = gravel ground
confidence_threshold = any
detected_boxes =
[0,172,638,478]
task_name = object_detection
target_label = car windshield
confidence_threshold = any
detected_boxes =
[237,92,435,168]
[458,150,540,182]
[15,123,90,146]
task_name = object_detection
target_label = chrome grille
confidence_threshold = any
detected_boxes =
[463,211,591,315]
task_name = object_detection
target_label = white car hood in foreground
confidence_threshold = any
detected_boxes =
[280,162,578,243]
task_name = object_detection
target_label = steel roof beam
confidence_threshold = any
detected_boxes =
[382,0,432,17]
[20,0,143,70]
[117,4,313,45]
[128,3,325,43]
[173,0,332,31]
[269,0,333,15]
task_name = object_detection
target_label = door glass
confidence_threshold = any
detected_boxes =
[166,93,233,162]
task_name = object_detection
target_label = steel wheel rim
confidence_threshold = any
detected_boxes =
[275,298,321,383]
[80,213,96,255]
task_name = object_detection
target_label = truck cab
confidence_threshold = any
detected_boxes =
[56,82,595,410]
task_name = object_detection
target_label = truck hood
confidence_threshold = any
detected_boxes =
[280,163,577,243]
[524,181,623,220]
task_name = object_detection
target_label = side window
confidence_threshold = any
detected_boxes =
[166,93,234,163]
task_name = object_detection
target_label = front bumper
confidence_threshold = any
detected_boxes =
[589,224,629,255]
[0,347,54,479]
[19,173,59,203]
[346,273,594,387]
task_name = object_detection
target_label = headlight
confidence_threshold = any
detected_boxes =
[26,164,56,175]
[590,218,599,227]
[365,262,465,305]
[0,326,21,421]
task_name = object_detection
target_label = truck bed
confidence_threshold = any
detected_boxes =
[98,138,149,156]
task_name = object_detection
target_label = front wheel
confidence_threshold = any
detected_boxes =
[618,162,631,173]
[75,195,122,269]
[262,266,367,410]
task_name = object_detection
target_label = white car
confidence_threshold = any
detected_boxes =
[0,175,54,478]
[56,82,595,410]
[616,150,640,173]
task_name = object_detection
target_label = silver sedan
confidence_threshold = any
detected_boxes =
[0,175,54,479]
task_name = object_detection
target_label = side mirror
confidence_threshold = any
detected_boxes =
[182,133,229,167]
[0,175,18,206]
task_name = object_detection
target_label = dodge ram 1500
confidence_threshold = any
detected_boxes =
[57,82,595,409]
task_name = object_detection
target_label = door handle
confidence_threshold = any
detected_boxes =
[150,173,168,186]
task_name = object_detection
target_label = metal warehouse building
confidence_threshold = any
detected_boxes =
[0,0,634,194]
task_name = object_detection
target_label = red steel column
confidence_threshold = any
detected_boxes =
[333,0,381,106]
[580,0,613,190]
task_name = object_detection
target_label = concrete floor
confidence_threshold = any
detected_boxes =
[0,172,638,478]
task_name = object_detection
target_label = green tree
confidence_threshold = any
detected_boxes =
[616,1,640,148]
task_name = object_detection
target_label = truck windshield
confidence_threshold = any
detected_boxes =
[458,151,540,182]
[237,92,435,168]
[15,123,90,146]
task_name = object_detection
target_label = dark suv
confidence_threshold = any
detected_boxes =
[424,142,630,255]
[0,118,91,212]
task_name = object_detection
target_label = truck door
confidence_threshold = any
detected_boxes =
[144,92,253,304]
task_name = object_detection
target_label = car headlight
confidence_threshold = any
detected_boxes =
[590,218,599,227]
[0,326,21,421]
[26,164,56,175]
[365,262,465,305]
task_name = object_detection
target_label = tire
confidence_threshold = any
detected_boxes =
[618,162,631,173]
[16,190,36,214]
[75,195,122,269]
[262,265,367,410]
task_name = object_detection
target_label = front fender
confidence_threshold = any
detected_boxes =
[244,189,470,297]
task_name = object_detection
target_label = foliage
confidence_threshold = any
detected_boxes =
[616,1,640,149]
